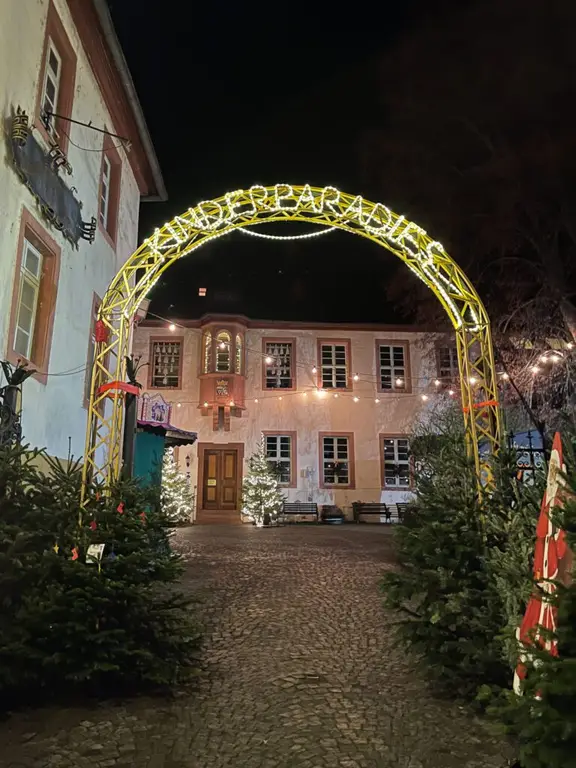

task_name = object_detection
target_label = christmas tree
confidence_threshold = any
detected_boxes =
[161,447,193,524]
[489,444,576,768]
[0,440,201,704]
[241,438,285,525]
[382,404,542,700]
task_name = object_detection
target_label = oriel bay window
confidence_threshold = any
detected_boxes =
[150,339,183,388]
[381,436,411,489]
[264,340,294,389]
[377,341,410,392]
[320,433,355,488]
[264,433,296,486]
[319,340,350,389]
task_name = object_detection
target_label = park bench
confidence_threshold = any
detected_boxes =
[352,502,408,524]
[279,502,319,524]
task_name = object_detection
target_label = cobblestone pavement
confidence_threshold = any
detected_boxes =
[1,525,512,768]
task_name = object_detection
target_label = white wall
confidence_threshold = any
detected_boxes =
[133,323,441,511]
[0,0,141,460]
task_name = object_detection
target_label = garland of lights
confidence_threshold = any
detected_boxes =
[238,225,336,241]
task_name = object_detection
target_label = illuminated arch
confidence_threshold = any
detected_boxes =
[83,184,501,498]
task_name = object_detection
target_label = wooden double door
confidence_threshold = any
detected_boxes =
[201,447,240,511]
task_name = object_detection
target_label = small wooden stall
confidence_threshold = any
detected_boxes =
[134,393,197,489]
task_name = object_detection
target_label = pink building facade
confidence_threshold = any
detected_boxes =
[133,315,457,522]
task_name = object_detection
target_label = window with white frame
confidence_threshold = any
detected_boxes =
[235,334,243,374]
[14,239,43,360]
[203,332,212,373]
[264,341,293,388]
[265,434,293,484]
[379,344,407,390]
[99,155,112,230]
[40,40,62,136]
[322,435,351,485]
[382,437,411,488]
[320,343,348,389]
[437,345,459,383]
[151,340,182,388]
[216,330,231,372]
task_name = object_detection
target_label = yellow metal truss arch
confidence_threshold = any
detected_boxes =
[82,184,501,499]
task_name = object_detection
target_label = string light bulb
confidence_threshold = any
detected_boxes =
[203,401,209,408]
[239,225,336,241]
[334,393,339,398]
[177,402,181,407]
[567,342,573,349]
[254,398,258,403]
[395,378,403,387]
[434,379,441,387]
[312,366,317,374]
[169,323,176,331]
[551,354,561,362]
[353,396,359,402]
[531,366,540,374]
[421,394,429,401]
[302,392,307,397]
[353,373,359,381]
[375,398,380,403]
[265,356,273,364]
[448,390,454,396]
[230,400,235,407]
[278,396,282,401]
[469,377,477,384]
[219,342,226,349]
[501,372,509,380]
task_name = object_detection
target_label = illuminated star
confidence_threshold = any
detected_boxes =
[53,543,59,554]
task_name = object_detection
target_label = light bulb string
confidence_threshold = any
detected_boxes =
[237,225,336,241]
[174,385,458,409]
[144,311,463,385]
[145,310,568,389]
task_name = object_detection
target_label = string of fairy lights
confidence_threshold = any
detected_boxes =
[145,311,575,411]
[12,306,571,397]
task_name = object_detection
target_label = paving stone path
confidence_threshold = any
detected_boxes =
[1,525,512,768]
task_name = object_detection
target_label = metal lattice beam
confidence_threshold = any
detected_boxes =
[81,184,502,500]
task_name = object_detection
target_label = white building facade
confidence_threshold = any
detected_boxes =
[133,315,459,522]
[0,0,165,460]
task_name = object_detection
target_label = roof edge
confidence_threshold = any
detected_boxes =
[91,0,167,202]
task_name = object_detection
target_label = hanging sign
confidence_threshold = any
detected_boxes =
[86,543,106,565]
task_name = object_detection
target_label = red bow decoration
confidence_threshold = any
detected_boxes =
[139,511,147,522]
[117,502,125,514]
[90,520,97,531]
[71,547,79,561]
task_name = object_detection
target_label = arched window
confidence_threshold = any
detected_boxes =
[203,332,212,373]
[235,334,243,374]
[216,330,231,372]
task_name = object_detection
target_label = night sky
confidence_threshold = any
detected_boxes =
[107,0,458,324]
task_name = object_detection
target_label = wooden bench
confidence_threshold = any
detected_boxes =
[279,502,319,524]
[352,502,408,524]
